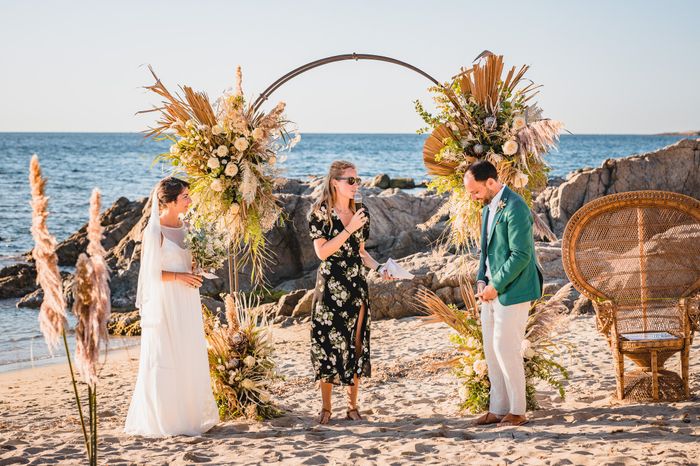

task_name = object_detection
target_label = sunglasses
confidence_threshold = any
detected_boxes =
[336,176,362,185]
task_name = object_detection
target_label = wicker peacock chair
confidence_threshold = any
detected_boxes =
[562,190,700,401]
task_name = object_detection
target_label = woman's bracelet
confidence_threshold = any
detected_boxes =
[343,227,351,235]
[375,264,382,272]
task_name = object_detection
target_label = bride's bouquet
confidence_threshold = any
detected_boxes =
[203,293,282,420]
[183,213,228,278]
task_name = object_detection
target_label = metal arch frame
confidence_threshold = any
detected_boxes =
[250,53,442,113]
[231,53,442,293]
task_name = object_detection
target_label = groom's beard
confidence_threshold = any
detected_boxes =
[482,189,497,205]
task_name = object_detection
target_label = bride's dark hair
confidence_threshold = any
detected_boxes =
[156,177,189,208]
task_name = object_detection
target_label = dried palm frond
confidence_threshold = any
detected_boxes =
[224,293,240,333]
[29,155,66,352]
[526,284,573,344]
[415,287,471,336]
[531,208,558,242]
[423,124,464,176]
[139,66,217,138]
[458,54,504,113]
[458,274,480,319]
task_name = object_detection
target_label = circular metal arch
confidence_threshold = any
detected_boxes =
[251,53,442,113]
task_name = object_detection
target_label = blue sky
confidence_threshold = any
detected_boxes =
[1,0,698,133]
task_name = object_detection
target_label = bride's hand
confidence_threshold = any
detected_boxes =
[346,208,367,233]
[176,272,203,288]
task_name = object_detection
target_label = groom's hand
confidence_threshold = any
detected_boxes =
[476,284,497,302]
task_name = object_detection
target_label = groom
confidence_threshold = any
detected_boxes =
[464,160,543,427]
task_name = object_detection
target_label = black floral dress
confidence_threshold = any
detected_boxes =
[308,204,371,386]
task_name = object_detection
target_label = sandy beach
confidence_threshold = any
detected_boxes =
[1,315,699,465]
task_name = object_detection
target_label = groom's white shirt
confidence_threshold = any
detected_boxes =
[484,184,506,280]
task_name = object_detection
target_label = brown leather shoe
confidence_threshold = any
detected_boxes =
[497,414,529,427]
[471,412,503,426]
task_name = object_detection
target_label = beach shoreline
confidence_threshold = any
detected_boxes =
[2,316,699,465]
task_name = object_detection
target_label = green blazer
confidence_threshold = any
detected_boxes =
[476,186,543,306]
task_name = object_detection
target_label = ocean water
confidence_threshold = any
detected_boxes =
[0,132,688,370]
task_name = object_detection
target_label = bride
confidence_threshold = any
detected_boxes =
[125,177,218,437]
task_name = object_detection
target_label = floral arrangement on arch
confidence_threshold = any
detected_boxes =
[416,277,572,413]
[142,66,300,281]
[415,52,562,247]
[203,293,282,420]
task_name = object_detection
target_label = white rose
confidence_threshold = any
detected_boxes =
[513,171,529,188]
[473,359,488,378]
[524,347,536,359]
[512,116,527,131]
[268,156,277,166]
[169,144,179,155]
[234,137,249,152]
[225,163,239,177]
[252,127,265,140]
[489,152,503,164]
[473,144,485,155]
[207,157,220,169]
[458,385,468,399]
[502,140,518,156]
[211,179,224,192]
[243,355,256,368]
[212,124,224,135]
[241,378,256,390]
[216,145,229,157]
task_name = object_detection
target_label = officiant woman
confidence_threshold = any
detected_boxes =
[308,160,392,425]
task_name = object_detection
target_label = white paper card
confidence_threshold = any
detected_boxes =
[378,258,415,280]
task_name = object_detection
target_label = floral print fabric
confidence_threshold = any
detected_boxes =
[308,204,371,385]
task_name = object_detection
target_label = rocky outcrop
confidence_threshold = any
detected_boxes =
[13,140,699,316]
[535,138,700,236]
[0,263,36,299]
[1,178,447,311]
[55,197,147,266]
[364,174,427,190]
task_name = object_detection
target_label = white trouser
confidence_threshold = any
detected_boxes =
[480,299,530,416]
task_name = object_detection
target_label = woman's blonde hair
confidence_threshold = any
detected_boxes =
[312,160,357,226]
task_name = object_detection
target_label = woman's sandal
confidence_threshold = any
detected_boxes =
[346,408,363,421]
[318,408,332,425]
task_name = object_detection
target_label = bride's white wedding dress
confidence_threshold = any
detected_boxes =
[125,197,218,437]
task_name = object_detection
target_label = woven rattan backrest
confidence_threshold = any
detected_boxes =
[562,191,700,317]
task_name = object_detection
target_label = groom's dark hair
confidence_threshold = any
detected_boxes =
[465,160,498,182]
